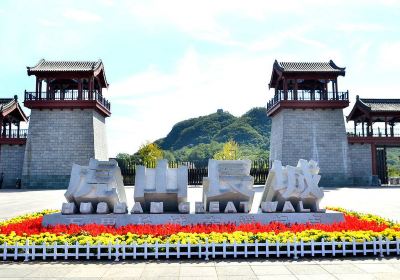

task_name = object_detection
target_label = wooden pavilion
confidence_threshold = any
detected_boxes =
[0,96,28,145]
[24,59,111,117]
[347,96,400,184]
[267,60,349,116]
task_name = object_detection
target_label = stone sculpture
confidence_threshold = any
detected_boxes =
[203,159,255,212]
[63,158,127,214]
[134,159,188,212]
[261,159,325,212]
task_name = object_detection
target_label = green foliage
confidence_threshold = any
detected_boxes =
[214,140,240,160]
[116,153,137,167]
[213,118,260,144]
[156,111,236,150]
[118,107,271,164]
[137,141,164,165]
[155,108,271,150]
[387,148,400,177]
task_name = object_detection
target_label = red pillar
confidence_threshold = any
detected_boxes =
[78,80,82,100]
[283,78,288,100]
[8,119,11,138]
[38,79,42,99]
[0,116,3,138]
[35,77,39,95]
[354,121,357,135]
[334,79,338,99]
[385,117,388,137]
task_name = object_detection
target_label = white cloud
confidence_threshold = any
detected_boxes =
[63,9,101,23]
[247,25,325,52]
[124,0,314,45]
[378,42,400,70]
[106,49,274,156]
[336,23,385,32]
[38,19,60,27]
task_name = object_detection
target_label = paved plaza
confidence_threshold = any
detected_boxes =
[1,186,400,279]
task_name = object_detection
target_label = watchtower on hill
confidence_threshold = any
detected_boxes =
[266,60,355,186]
[22,59,111,188]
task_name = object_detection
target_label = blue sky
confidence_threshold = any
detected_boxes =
[1,0,399,156]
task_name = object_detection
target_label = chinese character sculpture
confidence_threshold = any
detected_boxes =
[203,159,255,212]
[134,159,188,212]
[63,158,127,214]
[260,159,324,212]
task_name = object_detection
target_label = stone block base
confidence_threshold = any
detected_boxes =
[319,173,353,187]
[42,211,344,227]
[22,175,70,189]
[320,174,379,187]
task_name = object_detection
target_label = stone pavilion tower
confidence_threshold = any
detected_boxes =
[267,60,354,186]
[22,60,111,188]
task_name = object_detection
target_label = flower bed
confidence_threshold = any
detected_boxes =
[1,208,399,247]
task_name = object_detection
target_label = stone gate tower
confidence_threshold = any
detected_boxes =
[22,60,111,188]
[267,60,353,187]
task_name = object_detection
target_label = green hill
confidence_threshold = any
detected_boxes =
[155,107,271,161]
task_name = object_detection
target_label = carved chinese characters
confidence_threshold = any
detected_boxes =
[63,158,127,215]
[260,159,325,213]
[134,159,188,212]
[203,159,255,212]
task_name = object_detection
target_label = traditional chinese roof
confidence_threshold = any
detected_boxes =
[28,60,103,72]
[269,60,346,88]
[0,98,13,106]
[347,96,400,122]
[27,59,109,88]
[359,98,400,112]
[274,60,345,73]
[0,96,28,122]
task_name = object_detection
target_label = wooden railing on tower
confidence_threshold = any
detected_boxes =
[267,90,349,111]
[24,90,111,111]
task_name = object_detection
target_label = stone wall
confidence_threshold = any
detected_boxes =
[269,108,354,187]
[93,111,108,161]
[22,109,108,189]
[348,143,376,185]
[269,108,377,186]
[0,144,25,188]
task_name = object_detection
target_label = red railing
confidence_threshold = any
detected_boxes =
[347,128,400,138]
[267,90,349,111]
[24,90,111,111]
[0,128,28,139]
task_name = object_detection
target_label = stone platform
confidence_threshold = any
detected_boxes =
[42,211,344,227]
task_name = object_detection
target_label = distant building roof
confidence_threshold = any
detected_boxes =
[359,98,400,112]
[0,96,28,122]
[347,96,400,122]
[0,98,13,106]
[27,59,103,72]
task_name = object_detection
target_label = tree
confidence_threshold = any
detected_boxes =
[137,141,164,165]
[116,153,135,167]
[213,140,240,160]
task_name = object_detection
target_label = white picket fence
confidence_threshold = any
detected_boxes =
[1,236,400,261]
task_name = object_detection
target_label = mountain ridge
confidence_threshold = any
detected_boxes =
[154,107,271,161]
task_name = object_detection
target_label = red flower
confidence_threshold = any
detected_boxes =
[0,214,393,237]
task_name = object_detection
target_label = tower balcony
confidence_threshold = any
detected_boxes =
[0,128,28,145]
[24,90,111,117]
[266,90,349,116]
[347,128,400,146]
